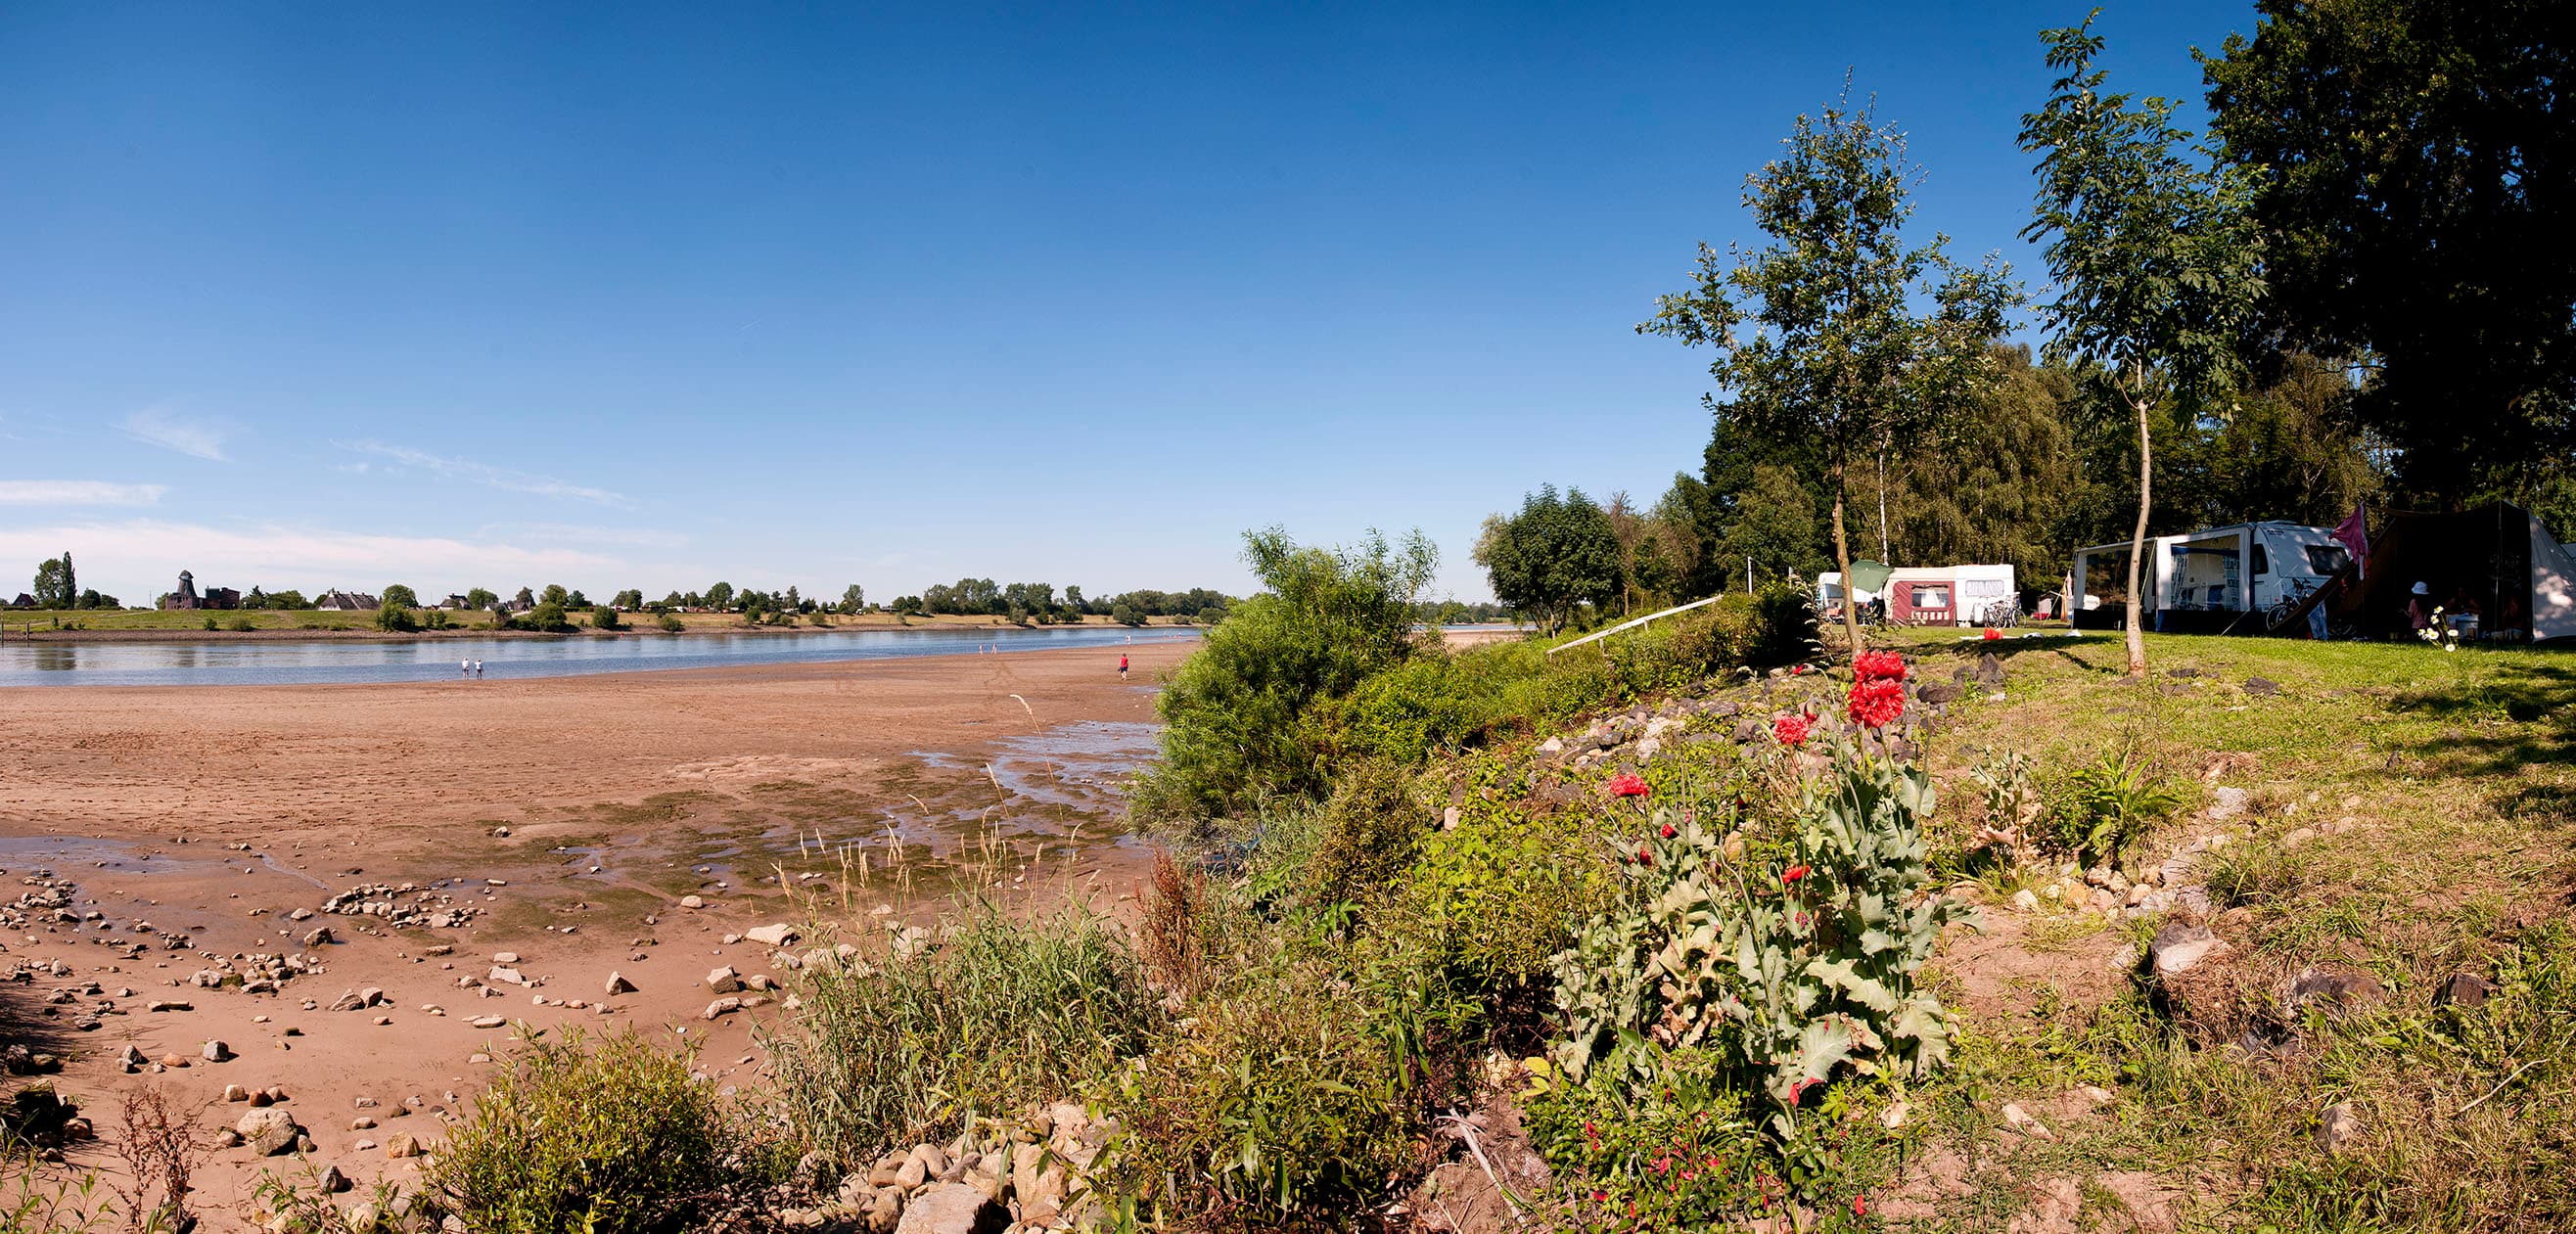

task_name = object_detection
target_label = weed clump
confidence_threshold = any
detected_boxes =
[766,904,1159,1171]
[431,1029,766,1234]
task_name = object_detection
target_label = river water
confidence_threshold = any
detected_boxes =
[0,624,1203,688]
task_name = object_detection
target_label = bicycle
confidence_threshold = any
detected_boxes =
[1974,599,2020,628]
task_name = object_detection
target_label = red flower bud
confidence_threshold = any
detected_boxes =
[1783,864,1810,883]
[1659,822,1676,839]
[1609,773,1650,798]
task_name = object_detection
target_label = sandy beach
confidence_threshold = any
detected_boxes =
[0,639,1198,1226]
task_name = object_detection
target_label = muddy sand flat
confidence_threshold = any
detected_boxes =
[0,640,1195,1226]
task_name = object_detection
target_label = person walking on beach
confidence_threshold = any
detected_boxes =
[461,658,471,678]
[1119,654,1129,681]
[473,660,483,678]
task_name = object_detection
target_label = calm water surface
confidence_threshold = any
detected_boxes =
[0,625,1204,688]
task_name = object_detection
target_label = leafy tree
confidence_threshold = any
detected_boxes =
[1139,527,1438,821]
[267,589,310,611]
[465,587,498,611]
[1110,601,1145,627]
[1719,464,1830,587]
[566,589,590,610]
[1882,344,2083,590]
[381,584,420,611]
[704,581,734,611]
[1473,485,1625,633]
[890,595,923,617]
[1645,93,2014,657]
[612,589,643,611]
[30,556,72,610]
[527,601,573,633]
[512,586,536,610]
[840,583,864,615]
[538,584,569,608]
[591,605,621,630]
[658,613,687,633]
[2202,0,2575,508]
[74,588,116,610]
[375,605,419,633]
[1063,585,1084,613]
[2022,12,2263,675]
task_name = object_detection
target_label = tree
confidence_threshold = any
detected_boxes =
[511,586,535,610]
[30,556,72,610]
[1473,485,1626,633]
[612,589,643,611]
[375,605,419,633]
[1719,464,1830,586]
[1111,601,1146,627]
[2022,13,2263,675]
[1140,527,1438,819]
[840,584,864,615]
[591,605,621,630]
[527,601,573,633]
[267,589,310,611]
[704,581,734,611]
[465,587,498,611]
[1645,92,2014,658]
[381,584,420,611]
[2202,0,2575,508]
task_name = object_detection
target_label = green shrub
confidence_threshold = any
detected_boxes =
[1099,963,1411,1226]
[1136,528,1437,825]
[591,605,621,630]
[525,601,574,633]
[227,616,254,631]
[373,606,419,633]
[430,1029,762,1234]
[658,613,687,633]
[1302,760,1432,904]
[1380,804,1613,998]
[767,904,1159,1169]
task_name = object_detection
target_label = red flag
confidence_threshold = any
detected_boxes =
[2333,503,2369,579]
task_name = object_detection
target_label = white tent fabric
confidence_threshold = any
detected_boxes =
[2531,510,2576,642]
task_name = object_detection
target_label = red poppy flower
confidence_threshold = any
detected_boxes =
[1982,627,2001,641]
[1783,864,1810,883]
[1789,1077,1815,1104]
[1791,663,1809,675]
[1853,650,1909,682]
[1634,845,1653,866]
[1855,1194,1868,1216]
[1772,714,1813,748]
[1659,822,1676,839]
[1609,773,1650,799]
[1847,677,1905,729]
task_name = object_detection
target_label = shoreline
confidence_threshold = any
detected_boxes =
[0,615,1198,645]
[0,637,1197,1223]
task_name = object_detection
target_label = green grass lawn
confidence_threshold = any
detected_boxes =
[1864,627,2576,1231]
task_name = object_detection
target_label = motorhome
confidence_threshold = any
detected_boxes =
[1817,564,2018,627]
[2070,521,2351,633]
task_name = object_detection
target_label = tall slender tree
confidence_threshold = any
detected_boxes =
[2020,12,2263,676]
[1644,92,2014,657]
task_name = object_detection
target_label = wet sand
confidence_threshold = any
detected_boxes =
[0,640,1196,1227]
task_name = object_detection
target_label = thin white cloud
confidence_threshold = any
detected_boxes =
[0,519,622,599]
[0,480,167,507]
[498,522,690,551]
[339,441,628,507]
[120,407,232,461]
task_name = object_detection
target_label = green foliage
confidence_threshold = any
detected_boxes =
[2203,0,2576,507]
[374,605,419,633]
[379,584,419,611]
[30,555,73,610]
[1643,92,2016,652]
[1474,485,1626,633]
[430,1029,763,1234]
[1380,802,1613,997]
[657,613,687,633]
[2044,752,2182,864]
[464,587,497,610]
[1550,738,1973,1136]
[1136,527,1436,823]
[524,601,574,633]
[1301,759,1430,905]
[766,905,1159,1169]
[704,581,734,610]
[590,605,621,630]
[1099,963,1410,1226]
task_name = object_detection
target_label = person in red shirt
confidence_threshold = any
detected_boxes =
[1118,654,1128,681]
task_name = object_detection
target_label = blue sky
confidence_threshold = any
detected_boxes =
[0,2,2255,605]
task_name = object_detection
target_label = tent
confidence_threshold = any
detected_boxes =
[2325,502,2576,642]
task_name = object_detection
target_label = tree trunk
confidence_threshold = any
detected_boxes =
[1875,443,1891,563]
[1832,459,1862,661]
[2123,391,2153,677]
